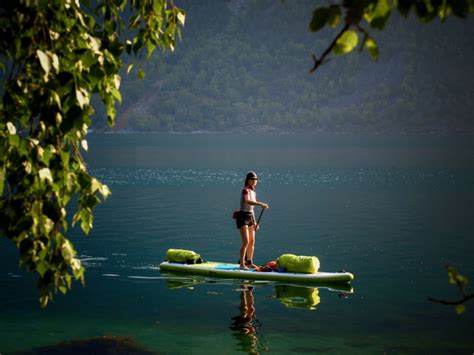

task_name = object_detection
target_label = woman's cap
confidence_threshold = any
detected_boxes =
[246,171,258,180]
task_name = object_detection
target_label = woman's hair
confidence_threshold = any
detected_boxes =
[244,171,258,187]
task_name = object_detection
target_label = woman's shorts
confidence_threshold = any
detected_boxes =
[236,211,255,229]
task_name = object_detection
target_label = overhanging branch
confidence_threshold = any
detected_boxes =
[310,23,350,73]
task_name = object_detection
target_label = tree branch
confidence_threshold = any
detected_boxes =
[428,294,474,306]
[310,23,350,73]
[428,265,473,308]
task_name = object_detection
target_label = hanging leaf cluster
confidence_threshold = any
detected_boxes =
[309,0,474,72]
[0,0,185,307]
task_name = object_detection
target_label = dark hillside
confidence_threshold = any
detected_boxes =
[95,0,474,134]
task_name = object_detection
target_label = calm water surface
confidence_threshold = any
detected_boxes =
[1,133,473,354]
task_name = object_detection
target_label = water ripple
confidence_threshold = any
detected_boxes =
[89,167,470,188]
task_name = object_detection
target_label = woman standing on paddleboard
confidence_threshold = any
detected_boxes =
[235,171,269,270]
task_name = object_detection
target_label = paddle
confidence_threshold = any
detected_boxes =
[255,207,265,231]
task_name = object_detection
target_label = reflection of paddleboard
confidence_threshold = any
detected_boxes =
[159,261,354,283]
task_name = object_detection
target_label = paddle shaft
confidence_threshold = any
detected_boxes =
[256,207,265,228]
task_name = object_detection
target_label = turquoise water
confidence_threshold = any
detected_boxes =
[1,133,473,354]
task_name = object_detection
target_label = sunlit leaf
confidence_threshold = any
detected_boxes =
[364,36,379,60]
[61,239,74,262]
[51,52,60,72]
[40,295,49,308]
[6,122,17,135]
[76,87,89,108]
[177,11,186,25]
[138,68,145,80]
[39,168,53,184]
[333,30,359,55]
[36,50,51,74]
[91,178,100,193]
[365,0,392,29]
[100,184,112,199]
[81,139,88,151]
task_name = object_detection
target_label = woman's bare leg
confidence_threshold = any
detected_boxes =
[239,226,249,269]
[246,226,257,268]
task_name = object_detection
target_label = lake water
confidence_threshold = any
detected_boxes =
[1,133,473,354]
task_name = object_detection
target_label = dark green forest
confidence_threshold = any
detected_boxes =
[94,0,474,133]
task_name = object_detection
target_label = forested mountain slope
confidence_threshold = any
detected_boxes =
[97,0,474,133]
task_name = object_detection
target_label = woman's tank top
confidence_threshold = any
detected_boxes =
[240,187,256,213]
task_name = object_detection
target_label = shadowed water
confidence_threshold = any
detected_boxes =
[1,133,473,354]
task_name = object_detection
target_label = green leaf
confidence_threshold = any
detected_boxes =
[51,52,60,72]
[327,5,342,28]
[81,50,97,67]
[366,0,392,29]
[455,304,466,315]
[81,210,92,234]
[138,68,145,80]
[37,262,48,277]
[40,295,49,308]
[177,11,186,25]
[37,50,51,74]
[364,36,379,60]
[6,122,17,135]
[147,41,157,58]
[333,30,359,55]
[9,134,20,148]
[39,168,53,184]
[111,88,122,103]
[51,90,62,109]
[81,139,88,151]
[61,239,74,262]
[76,88,89,108]
[310,7,329,32]
[90,178,100,193]
[99,183,111,199]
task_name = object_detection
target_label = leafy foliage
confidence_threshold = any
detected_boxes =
[0,0,184,306]
[309,0,474,72]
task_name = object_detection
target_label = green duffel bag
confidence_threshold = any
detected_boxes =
[166,249,203,264]
[276,254,320,274]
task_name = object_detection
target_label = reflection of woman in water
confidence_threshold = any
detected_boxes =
[230,285,266,353]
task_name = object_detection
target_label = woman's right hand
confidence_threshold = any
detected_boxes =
[260,203,269,209]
